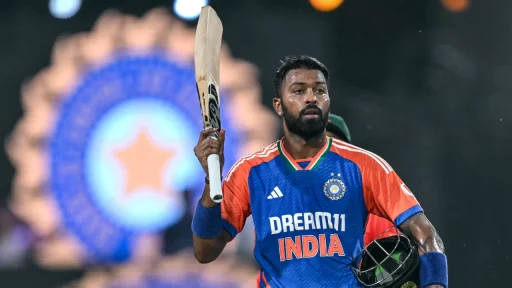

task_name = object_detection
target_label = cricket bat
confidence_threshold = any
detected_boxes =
[194,6,224,203]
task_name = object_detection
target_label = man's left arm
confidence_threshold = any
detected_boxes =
[399,212,447,288]
[362,156,448,288]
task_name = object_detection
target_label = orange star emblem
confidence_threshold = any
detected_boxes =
[113,127,174,196]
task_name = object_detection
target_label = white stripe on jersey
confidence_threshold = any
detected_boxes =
[225,143,278,182]
[331,141,392,174]
[334,139,393,172]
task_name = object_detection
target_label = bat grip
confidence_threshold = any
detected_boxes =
[207,153,223,203]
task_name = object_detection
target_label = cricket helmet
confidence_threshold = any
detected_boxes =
[351,226,420,288]
[327,113,351,143]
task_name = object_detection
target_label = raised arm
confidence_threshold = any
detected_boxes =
[191,128,251,263]
[191,128,230,263]
[192,184,232,263]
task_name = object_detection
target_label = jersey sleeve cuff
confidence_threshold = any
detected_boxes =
[394,204,423,226]
[222,219,238,240]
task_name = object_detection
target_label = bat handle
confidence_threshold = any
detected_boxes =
[207,153,223,203]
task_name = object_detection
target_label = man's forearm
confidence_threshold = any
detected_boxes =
[192,184,231,263]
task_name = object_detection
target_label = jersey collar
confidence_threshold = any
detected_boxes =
[277,136,332,170]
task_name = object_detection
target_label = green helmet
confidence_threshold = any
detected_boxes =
[327,113,352,143]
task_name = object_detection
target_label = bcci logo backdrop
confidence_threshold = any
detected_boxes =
[6,8,277,266]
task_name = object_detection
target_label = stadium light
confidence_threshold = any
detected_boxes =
[49,0,82,19]
[173,0,209,21]
[441,0,470,12]
[309,0,344,12]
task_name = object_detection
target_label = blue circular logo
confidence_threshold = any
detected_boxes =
[49,53,240,262]
[323,178,347,201]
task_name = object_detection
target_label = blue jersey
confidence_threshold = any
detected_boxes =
[221,137,422,288]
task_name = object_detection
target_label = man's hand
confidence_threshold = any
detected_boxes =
[193,128,226,175]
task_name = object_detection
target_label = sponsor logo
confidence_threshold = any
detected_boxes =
[269,212,347,262]
[267,186,284,199]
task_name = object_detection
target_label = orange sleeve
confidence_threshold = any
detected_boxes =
[220,161,252,239]
[363,214,396,246]
[361,156,423,227]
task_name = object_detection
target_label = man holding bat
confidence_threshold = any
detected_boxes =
[192,55,447,287]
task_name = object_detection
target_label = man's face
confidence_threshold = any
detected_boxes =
[274,69,330,139]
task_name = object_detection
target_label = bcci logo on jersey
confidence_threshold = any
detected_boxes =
[6,8,277,265]
[324,173,346,200]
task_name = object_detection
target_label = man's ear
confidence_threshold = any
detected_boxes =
[273,97,282,116]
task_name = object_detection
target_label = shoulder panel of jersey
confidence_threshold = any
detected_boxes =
[221,142,280,239]
[330,138,394,174]
[329,138,422,226]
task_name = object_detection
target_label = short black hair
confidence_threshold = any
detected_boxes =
[273,55,329,98]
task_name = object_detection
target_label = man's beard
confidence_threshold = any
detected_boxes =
[282,103,329,140]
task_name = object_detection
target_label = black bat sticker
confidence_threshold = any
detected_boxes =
[208,83,221,137]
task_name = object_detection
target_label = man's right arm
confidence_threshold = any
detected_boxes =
[191,157,251,264]
[192,183,232,263]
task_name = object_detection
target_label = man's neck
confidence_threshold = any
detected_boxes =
[282,132,327,160]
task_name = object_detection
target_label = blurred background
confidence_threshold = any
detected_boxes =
[0,0,509,287]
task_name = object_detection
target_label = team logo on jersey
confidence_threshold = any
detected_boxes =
[401,281,418,288]
[6,8,277,266]
[324,173,347,200]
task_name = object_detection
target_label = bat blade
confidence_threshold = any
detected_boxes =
[194,6,224,203]
[195,6,223,137]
